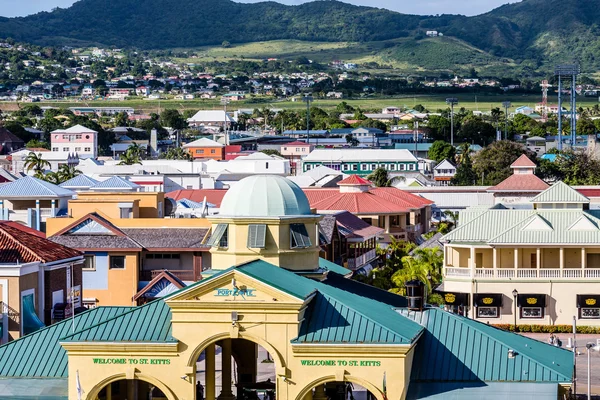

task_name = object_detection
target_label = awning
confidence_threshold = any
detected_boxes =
[474,293,503,307]
[577,294,600,308]
[438,291,469,306]
[517,294,546,308]
[407,381,558,400]
[22,294,45,335]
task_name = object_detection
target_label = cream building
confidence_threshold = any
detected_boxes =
[0,176,574,400]
[441,181,600,326]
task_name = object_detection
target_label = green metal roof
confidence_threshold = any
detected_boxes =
[0,307,133,378]
[442,210,533,243]
[407,382,558,400]
[319,258,352,276]
[61,299,175,343]
[530,181,589,203]
[400,307,572,383]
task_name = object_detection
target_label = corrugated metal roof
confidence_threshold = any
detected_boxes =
[407,381,558,400]
[92,176,141,190]
[58,174,98,189]
[0,176,75,198]
[0,307,132,377]
[531,181,589,203]
[60,300,175,343]
[303,149,418,163]
[442,210,533,243]
[400,307,572,383]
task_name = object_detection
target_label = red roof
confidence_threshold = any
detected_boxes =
[488,174,549,192]
[511,154,537,168]
[284,141,312,147]
[304,186,432,214]
[337,175,372,186]
[0,223,81,263]
[167,189,228,206]
[576,189,600,198]
[0,221,45,238]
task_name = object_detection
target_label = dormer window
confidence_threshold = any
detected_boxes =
[290,223,311,249]
[207,224,228,248]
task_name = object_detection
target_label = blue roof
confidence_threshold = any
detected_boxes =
[177,198,216,209]
[59,174,99,189]
[0,176,75,198]
[541,154,558,162]
[91,176,141,190]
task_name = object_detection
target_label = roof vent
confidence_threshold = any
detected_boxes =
[406,280,425,311]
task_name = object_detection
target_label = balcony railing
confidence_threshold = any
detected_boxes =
[347,249,377,270]
[445,267,600,279]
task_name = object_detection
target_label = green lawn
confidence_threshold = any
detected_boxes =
[6,94,597,114]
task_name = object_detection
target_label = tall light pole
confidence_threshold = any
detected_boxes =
[303,94,314,145]
[512,289,518,329]
[502,101,511,140]
[555,64,580,149]
[221,97,230,145]
[446,98,458,146]
[586,342,594,400]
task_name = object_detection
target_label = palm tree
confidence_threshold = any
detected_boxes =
[163,147,192,161]
[443,210,459,227]
[118,144,143,165]
[390,256,432,295]
[57,164,81,183]
[24,152,50,176]
[366,167,405,187]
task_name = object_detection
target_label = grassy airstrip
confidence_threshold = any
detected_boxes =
[4,94,597,114]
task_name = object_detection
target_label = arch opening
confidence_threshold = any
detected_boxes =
[94,377,168,400]
[296,376,384,400]
[196,338,277,400]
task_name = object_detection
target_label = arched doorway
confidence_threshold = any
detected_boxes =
[195,338,277,400]
[94,378,168,400]
[296,377,384,400]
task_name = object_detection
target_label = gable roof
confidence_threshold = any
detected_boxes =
[51,124,97,134]
[433,159,456,170]
[0,176,75,198]
[0,223,82,264]
[530,181,590,204]
[337,175,372,186]
[133,270,186,301]
[182,137,224,148]
[0,127,23,144]
[510,154,536,168]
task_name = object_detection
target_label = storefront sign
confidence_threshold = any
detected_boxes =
[300,360,381,367]
[92,358,170,365]
[214,288,256,297]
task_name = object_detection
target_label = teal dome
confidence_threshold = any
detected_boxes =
[219,175,311,217]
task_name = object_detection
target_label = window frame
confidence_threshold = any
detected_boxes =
[520,307,544,319]
[476,306,499,318]
[82,255,96,270]
[580,308,600,319]
[290,223,312,249]
[247,224,267,249]
[207,223,229,248]
[109,255,126,270]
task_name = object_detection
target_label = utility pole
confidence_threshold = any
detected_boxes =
[303,94,313,145]
[221,97,230,145]
[555,64,580,150]
[446,98,458,146]
[502,101,511,140]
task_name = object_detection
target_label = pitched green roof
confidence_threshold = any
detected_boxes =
[401,307,572,383]
[60,299,175,343]
[0,307,133,378]
[442,210,533,243]
[531,181,589,203]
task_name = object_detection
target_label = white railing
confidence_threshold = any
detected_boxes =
[445,267,471,277]
[445,267,600,279]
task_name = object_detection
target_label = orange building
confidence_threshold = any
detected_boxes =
[182,137,225,160]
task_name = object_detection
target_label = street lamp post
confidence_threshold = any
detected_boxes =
[512,289,518,329]
[220,97,231,146]
[446,98,458,146]
[303,94,314,145]
[586,342,594,400]
[502,101,511,140]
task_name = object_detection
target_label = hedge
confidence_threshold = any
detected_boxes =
[493,324,600,334]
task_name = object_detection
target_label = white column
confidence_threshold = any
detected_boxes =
[582,248,587,269]
[537,248,541,277]
[492,248,498,277]
[51,199,56,217]
[514,248,519,271]
[560,248,564,277]
[206,344,216,400]
[35,199,40,231]
[469,247,475,278]
[384,215,390,234]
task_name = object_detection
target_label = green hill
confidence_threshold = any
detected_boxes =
[0,0,599,72]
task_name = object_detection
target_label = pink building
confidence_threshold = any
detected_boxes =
[51,124,98,158]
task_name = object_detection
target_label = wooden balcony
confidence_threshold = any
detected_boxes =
[347,249,378,270]
[445,267,600,279]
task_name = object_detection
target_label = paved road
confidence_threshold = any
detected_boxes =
[521,333,600,397]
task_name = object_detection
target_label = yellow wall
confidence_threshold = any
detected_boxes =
[84,253,138,306]
[6,272,39,340]
[208,216,321,271]
[64,270,413,400]
[71,192,165,219]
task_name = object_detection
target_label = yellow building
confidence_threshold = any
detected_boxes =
[0,176,574,400]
